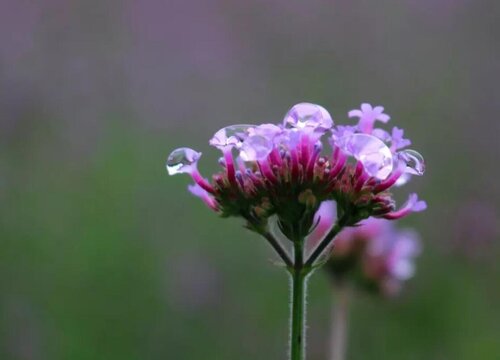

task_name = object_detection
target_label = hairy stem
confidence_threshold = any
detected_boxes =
[329,285,350,360]
[246,216,293,268]
[305,221,343,268]
[260,230,293,268]
[290,240,308,360]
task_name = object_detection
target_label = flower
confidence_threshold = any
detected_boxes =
[166,102,427,359]
[165,147,213,194]
[390,127,411,152]
[382,193,427,220]
[166,102,426,238]
[323,217,422,296]
[188,184,218,211]
[348,103,390,134]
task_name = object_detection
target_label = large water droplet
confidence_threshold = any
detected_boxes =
[248,123,282,138]
[398,149,425,175]
[166,147,201,175]
[338,133,393,179]
[283,103,333,131]
[209,124,254,150]
[239,135,273,161]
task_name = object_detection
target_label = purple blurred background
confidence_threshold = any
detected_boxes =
[0,1,498,359]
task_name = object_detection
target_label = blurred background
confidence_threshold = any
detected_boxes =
[0,0,499,359]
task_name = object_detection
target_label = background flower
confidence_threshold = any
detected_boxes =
[324,217,422,297]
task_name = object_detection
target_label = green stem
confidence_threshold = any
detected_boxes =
[305,217,347,268]
[290,240,308,360]
[288,217,349,359]
[260,230,293,268]
[245,216,293,268]
[329,284,350,360]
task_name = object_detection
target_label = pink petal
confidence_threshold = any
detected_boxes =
[361,103,372,112]
[348,109,363,118]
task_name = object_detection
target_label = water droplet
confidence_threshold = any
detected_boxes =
[283,103,333,131]
[239,135,273,161]
[166,147,201,175]
[209,124,254,150]
[338,133,393,179]
[398,149,425,175]
[278,129,301,149]
[248,123,282,138]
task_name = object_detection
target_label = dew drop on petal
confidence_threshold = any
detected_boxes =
[209,124,254,150]
[166,147,201,175]
[339,133,393,179]
[239,135,273,161]
[398,149,425,175]
[283,103,333,131]
[248,123,282,139]
[277,128,301,149]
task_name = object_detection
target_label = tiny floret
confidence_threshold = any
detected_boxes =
[383,193,427,220]
[188,184,218,211]
[348,103,390,134]
[390,127,411,152]
[167,102,426,238]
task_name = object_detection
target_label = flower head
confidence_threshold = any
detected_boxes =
[166,102,426,238]
[324,217,422,296]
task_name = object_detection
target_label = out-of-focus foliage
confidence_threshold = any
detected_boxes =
[0,1,498,359]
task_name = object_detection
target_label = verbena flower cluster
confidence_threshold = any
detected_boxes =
[167,103,426,239]
[310,201,421,296]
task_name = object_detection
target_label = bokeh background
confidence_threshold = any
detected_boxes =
[1,0,499,359]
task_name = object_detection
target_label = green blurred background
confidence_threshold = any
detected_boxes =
[0,1,499,359]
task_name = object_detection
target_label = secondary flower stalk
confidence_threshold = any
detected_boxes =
[166,102,426,360]
[308,209,423,360]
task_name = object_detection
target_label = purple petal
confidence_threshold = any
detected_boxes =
[377,113,391,122]
[361,103,372,112]
[383,193,427,220]
[348,109,363,118]
[412,200,427,212]
[188,184,218,211]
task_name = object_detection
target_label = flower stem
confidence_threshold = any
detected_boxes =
[261,230,293,268]
[329,285,350,360]
[290,240,308,360]
[245,216,293,268]
[305,221,344,268]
